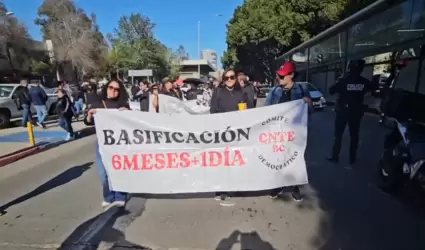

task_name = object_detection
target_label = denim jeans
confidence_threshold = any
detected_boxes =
[58,116,74,136]
[34,105,47,124]
[96,145,127,203]
[21,104,32,127]
[74,98,84,115]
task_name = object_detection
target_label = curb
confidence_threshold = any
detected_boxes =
[0,126,96,168]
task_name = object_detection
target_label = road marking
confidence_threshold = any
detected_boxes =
[70,206,120,250]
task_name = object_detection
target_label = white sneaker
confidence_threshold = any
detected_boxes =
[112,200,126,207]
[102,201,112,207]
[65,133,74,141]
[220,197,235,207]
[269,194,279,199]
[215,193,228,201]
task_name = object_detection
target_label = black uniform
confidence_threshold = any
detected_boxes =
[210,85,253,114]
[134,90,150,112]
[328,60,377,164]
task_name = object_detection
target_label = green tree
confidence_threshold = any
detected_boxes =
[29,59,53,76]
[113,13,155,43]
[222,0,375,82]
[109,13,172,80]
[0,1,35,75]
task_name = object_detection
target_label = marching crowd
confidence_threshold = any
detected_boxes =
[83,61,317,209]
[14,78,100,141]
[13,59,376,210]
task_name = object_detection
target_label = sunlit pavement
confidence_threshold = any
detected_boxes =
[0,109,424,250]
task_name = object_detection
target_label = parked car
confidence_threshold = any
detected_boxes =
[0,83,58,129]
[258,87,270,98]
[298,82,327,109]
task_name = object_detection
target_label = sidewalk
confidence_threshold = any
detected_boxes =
[0,120,95,167]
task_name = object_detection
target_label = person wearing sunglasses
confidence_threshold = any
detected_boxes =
[210,68,254,114]
[264,61,312,202]
[210,68,254,204]
[84,79,130,210]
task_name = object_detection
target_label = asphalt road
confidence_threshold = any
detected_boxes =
[0,108,425,250]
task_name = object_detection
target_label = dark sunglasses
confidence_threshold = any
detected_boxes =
[108,85,120,92]
[224,75,236,81]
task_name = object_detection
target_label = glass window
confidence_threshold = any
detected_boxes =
[292,48,308,63]
[0,86,14,98]
[347,12,389,54]
[309,44,322,66]
[292,48,308,74]
[411,0,425,35]
[321,32,346,60]
[385,0,416,43]
[347,0,418,55]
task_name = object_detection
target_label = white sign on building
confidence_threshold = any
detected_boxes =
[128,69,153,77]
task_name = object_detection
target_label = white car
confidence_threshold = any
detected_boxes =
[0,83,58,129]
[298,82,327,109]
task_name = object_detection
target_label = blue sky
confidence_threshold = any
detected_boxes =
[3,0,243,67]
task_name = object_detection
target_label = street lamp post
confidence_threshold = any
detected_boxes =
[197,21,200,78]
[197,14,222,78]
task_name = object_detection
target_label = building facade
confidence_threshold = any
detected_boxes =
[179,59,215,79]
[201,49,218,70]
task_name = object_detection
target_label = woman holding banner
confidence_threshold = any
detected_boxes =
[84,79,130,209]
[210,68,254,202]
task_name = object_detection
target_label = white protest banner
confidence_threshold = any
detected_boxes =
[95,100,308,194]
[130,94,210,114]
[129,101,140,111]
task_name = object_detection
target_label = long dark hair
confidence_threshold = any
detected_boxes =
[100,80,129,103]
[221,68,241,90]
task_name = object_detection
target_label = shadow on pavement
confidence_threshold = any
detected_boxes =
[299,110,425,250]
[56,110,425,249]
[58,208,139,250]
[0,162,92,216]
[215,230,276,250]
[60,196,149,250]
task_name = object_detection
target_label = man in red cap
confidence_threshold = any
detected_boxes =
[264,61,312,106]
[264,61,312,201]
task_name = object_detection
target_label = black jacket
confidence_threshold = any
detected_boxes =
[14,86,31,107]
[242,83,255,105]
[83,95,129,126]
[134,90,150,112]
[56,95,74,118]
[130,85,139,99]
[210,86,253,114]
[329,73,377,112]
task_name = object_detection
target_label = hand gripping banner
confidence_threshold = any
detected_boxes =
[95,100,309,193]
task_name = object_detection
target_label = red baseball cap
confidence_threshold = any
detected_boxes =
[276,61,296,76]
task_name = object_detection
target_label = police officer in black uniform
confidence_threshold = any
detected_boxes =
[327,59,378,165]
